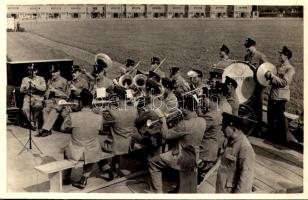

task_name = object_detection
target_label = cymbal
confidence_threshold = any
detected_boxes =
[256,62,277,87]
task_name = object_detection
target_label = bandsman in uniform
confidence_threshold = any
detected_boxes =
[148,95,206,193]
[244,38,267,68]
[61,89,104,189]
[135,79,168,157]
[208,70,223,89]
[67,65,89,112]
[161,77,178,113]
[39,65,68,137]
[244,38,268,131]
[213,81,232,114]
[20,64,46,130]
[198,87,223,184]
[169,67,190,94]
[148,70,161,83]
[90,53,114,95]
[150,57,166,78]
[216,112,255,193]
[213,44,234,69]
[224,76,239,115]
[120,59,137,76]
[101,85,139,180]
[265,46,295,144]
[188,69,206,90]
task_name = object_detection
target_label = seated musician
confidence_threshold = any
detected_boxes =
[161,78,178,113]
[213,44,234,69]
[150,57,166,78]
[67,65,89,112]
[208,70,223,89]
[224,76,239,115]
[135,79,168,157]
[148,70,161,84]
[90,54,113,95]
[148,95,206,193]
[187,69,206,90]
[101,85,139,180]
[38,65,68,137]
[120,59,137,76]
[20,64,46,130]
[61,89,104,189]
[170,67,190,93]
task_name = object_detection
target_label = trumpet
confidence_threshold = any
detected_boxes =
[58,100,78,107]
[182,87,204,96]
[146,109,184,128]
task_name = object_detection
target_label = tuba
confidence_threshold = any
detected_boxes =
[133,74,147,89]
[118,74,134,88]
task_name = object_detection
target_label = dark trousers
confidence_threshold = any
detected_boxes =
[267,99,288,144]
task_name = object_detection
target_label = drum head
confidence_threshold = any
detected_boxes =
[222,62,255,104]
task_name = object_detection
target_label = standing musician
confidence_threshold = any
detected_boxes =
[169,67,190,94]
[148,95,206,193]
[120,59,137,76]
[244,38,267,67]
[101,85,139,180]
[265,46,295,144]
[244,38,268,133]
[216,112,255,193]
[161,78,178,113]
[38,65,68,137]
[61,89,104,189]
[67,65,89,111]
[90,53,113,95]
[150,57,166,78]
[224,76,239,115]
[212,81,232,114]
[213,44,234,69]
[20,64,46,130]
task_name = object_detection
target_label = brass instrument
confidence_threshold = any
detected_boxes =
[133,74,147,88]
[146,109,184,128]
[58,100,78,107]
[118,61,141,88]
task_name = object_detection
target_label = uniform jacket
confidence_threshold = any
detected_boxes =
[160,112,206,170]
[164,92,179,113]
[213,58,234,69]
[220,99,232,114]
[45,76,68,99]
[269,61,295,101]
[172,73,190,93]
[20,75,46,104]
[62,107,103,164]
[94,72,113,91]
[216,133,255,193]
[199,109,222,162]
[244,50,267,68]
[68,76,89,97]
[105,105,138,154]
[227,92,240,115]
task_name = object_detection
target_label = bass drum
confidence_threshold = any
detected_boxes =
[222,61,256,104]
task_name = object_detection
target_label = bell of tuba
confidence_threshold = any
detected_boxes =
[133,74,147,89]
[119,74,133,88]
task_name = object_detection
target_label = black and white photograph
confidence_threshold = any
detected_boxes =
[5,0,304,196]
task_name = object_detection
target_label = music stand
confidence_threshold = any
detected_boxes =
[18,64,43,155]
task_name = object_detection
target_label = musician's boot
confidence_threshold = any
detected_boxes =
[72,176,88,189]
[40,129,52,137]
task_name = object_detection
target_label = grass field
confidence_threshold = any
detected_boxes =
[13,19,303,113]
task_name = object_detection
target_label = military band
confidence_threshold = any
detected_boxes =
[17,41,296,193]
